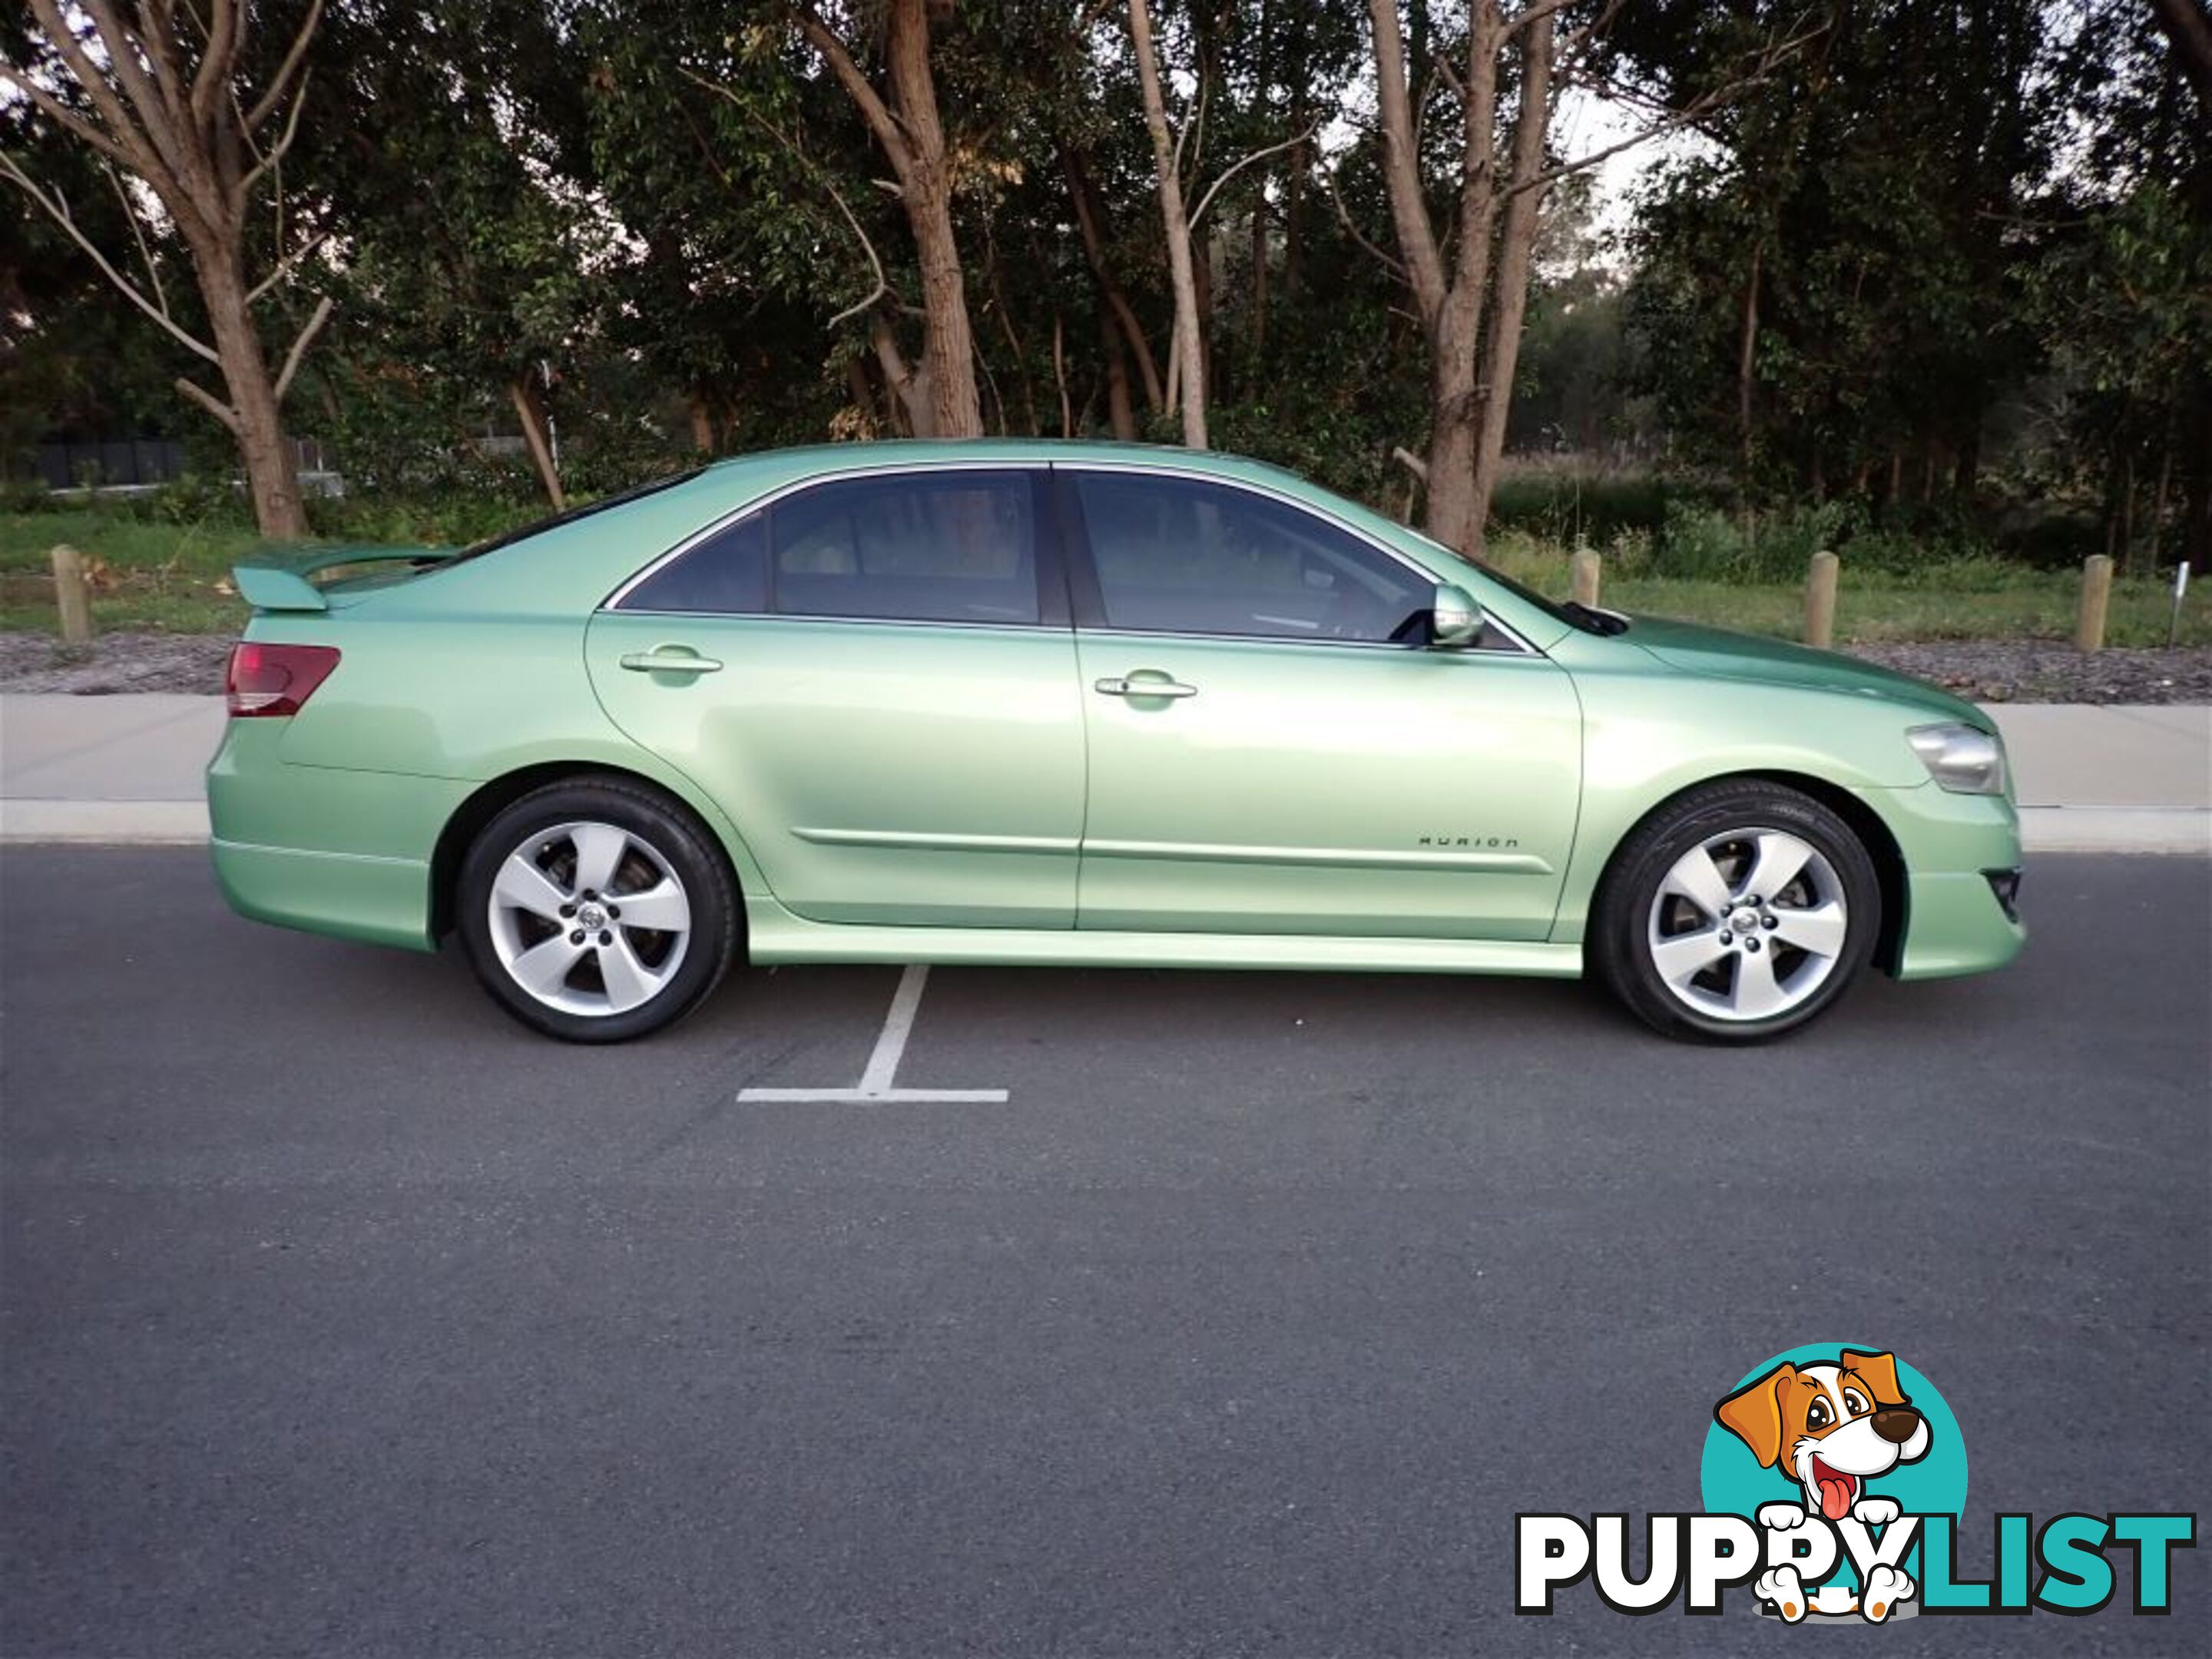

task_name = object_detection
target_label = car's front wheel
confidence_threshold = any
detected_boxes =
[1592,780,1880,1042]
[457,779,738,1042]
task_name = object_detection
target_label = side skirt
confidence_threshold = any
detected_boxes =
[743,896,1584,978]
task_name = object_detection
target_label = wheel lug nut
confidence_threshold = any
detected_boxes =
[1747,895,1761,906]
[569,929,585,945]
[598,929,614,946]
[559,903,576,918]
[1718,930,1733,945]
[1763,915,1779,929]
[1745,938,1762,953]
[606,905,620,919]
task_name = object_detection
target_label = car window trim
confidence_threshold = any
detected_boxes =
[1048,460,1538,657]
[603,461,1073,630]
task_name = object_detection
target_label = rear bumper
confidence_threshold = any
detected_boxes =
[207,720,469,952]
[1857,782,2028,981]
[212,836,435,952]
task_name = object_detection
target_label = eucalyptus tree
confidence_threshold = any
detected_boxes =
[2,0,333,535]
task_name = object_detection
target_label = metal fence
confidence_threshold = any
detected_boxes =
[33,437,329,491]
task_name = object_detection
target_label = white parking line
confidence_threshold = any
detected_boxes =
[737,964,1009,1104]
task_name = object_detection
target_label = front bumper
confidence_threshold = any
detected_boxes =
[1857,781,2028,981]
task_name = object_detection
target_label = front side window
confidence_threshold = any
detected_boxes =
[1069,473,1429,642]
[618,469,1041,624]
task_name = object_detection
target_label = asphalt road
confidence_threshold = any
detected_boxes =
[2,849,2205,1658]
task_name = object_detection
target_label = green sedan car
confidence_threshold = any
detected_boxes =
[209,441,2024,1043]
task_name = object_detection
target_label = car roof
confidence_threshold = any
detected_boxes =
[697,439,1314,493]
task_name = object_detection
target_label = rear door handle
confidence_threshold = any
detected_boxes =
[621,648,723,675]
[1094,674,1197,700]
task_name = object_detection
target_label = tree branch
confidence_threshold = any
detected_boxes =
[1514,22,1826,198]
[1319,161,1406,281]
[1189,122,1319,230]
[678,67,901,327]
[242,0,323,134]
[1365,0,1445,319]
[0,150,221,364]
[272,292,334,403]
[786,1,913,181]
[190,0,242,131]
[75,1,190,177]
[1502,0,1576,38]
[244,229,326,307]
[105,159,171,316]
[175,374,241,432]
[235,63,308,211]
[0,65,139,170]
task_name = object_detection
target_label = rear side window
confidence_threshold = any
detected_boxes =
[618,470,1040,624]
[772,472,1037,624]
[621,514,767,614]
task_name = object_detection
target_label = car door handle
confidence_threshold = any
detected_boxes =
[1094,674,1197,700]
[620,648,723,675]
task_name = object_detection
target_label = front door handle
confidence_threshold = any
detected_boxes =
[620,647,723,675]
[1095,673,1197,700]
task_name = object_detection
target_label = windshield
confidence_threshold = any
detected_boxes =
[1404,528,1627,635]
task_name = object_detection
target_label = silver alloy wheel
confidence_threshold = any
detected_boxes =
[1644,826,1849,1022]
[486,820,693,1017]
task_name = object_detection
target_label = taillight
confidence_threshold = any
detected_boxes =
[226,643,340,717]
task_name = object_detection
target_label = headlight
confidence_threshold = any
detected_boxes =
[1908,723,2007,795]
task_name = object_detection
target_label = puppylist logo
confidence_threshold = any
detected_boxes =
[1518,1343,2195,1623]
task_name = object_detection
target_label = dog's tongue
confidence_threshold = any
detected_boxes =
[1819,1477,1854,1521]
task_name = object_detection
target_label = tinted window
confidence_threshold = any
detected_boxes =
[621,513,767,613]
[1071,474,1429,642]
[772,472,1038,624]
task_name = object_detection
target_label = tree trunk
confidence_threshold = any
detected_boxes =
[1952,418,1982,497]
[871,318,934,437]
[1468,10,1555,554]
[1369,0,1501,556]
[882,1,981,439]
[688,392,717,455]
[1128,0,1207,449]
[796,0,980,438]
[1737,239,1763,492]
[1101,306,1137,440]
[1250,192,1269,368]
[1422,330,1482,556]
[1063,150,1166,412]
[198,250,310,538]
[844,356,882,435]
[509,377,565,510]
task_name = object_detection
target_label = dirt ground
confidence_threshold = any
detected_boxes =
[3,628,2210,704]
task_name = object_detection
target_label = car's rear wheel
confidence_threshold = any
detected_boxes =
[1592,780,1879,1042]
[458,779,737,1042]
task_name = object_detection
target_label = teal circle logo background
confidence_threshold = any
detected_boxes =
[1698,1343,1968,1520]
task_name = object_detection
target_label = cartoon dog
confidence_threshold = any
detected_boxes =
[1714,1349,1931,1623]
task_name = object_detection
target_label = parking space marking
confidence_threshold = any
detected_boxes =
[737,965,1009,1103]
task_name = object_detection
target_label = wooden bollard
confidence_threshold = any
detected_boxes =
[51,544,93,646]
[1570,548,1601,608]
[1803,549,1839,649]
[2075,554,2113,653]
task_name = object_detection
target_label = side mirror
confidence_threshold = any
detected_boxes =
[1429,582,1485,648]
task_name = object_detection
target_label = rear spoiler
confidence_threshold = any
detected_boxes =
[232,545,446,613]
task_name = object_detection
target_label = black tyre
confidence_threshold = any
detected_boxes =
[1591,780,1881,1043]
[457,777,738,1042]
